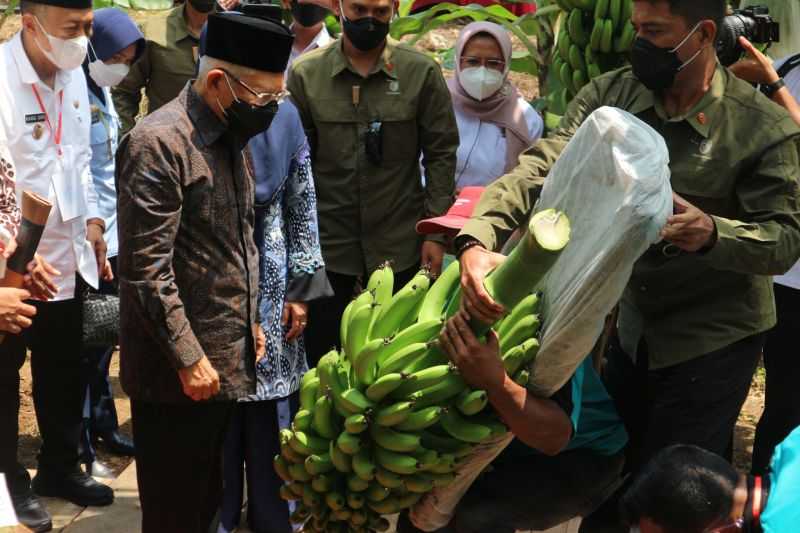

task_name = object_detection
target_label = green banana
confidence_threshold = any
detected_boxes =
[395,406,444,431]
[558,27,571,64]
[305,452,334,476]
[369,515,391,532]
[344,413,369,434]
[288,461,312,482]
[601,18,614,53]
[367,496,400,515]
[503,338,539,376]
[325,491,346,511]
[347,491,366,510]
[587,62,603,78]
[312,393,338,440]
[443,288,462,318]
[352,449,377,481]
[440,409,493,443]
[370,424,421,453]
[280,438,305,464]
[514,368,531,386]
[573,68,588,92]
[312,472,334,493]
[346,292,375,363]
[594,0,608,19]
[396,491,423,509]
[317,351,345,397]
[375,467,404,489]
[496,293,539,340]
[353,337,388,386]
[560,62,576,95]
[456,389,489,416]
[331,508,351,521]
[568,44,586,75]
[429,453,457,474]
[287,481,305,497]
[418,259,460,322]
[290,431,328,456]
[414,448,439,471]
[376,342,431,378]
[329,438,352,473]
[366,262,394,308]
[350,509,368,526]
[279,484,296,502]
[302,482,320,507]
[273,454,292,482]
[404,474,434,493]
[589,17,604,51]
[365,482,391,503]
[292,409,313,433]
[615,20,635,52]
[299,376,320,411]
[621,0,632,24]
[499,314,540,355]
[391,364,453,398]
[409,373,467,409]
[373,400,414,427]
[347,474,370,492]
[339,298,357,354]
[374,446,420,475]
[567,9,588,47]
[403,346,449,374]
[609,0,621,30]
[337,388,375,415]
[366,372,409,402]
[337,430,362,455]
[371,270,432,340]
[376,318,443,365]
[429,472,456,487]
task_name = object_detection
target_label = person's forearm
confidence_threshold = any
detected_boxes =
[773,87,800,126]
[486,374,572,456]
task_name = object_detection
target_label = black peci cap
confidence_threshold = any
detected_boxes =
[27,0,92,9]
[201,12,294,74]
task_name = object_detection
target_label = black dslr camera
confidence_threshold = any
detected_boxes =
[716,5,780,66]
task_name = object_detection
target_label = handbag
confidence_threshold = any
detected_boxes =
[82,290,120,348]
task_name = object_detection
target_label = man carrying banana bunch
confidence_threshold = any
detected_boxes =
[450,0,800,531]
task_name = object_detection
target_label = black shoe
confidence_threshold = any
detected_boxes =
[32,469,114,507]
[11,492,52,532]
[95,430,135,457]
[84,459,115,479]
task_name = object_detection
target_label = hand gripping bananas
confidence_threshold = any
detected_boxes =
[275,211,571,532]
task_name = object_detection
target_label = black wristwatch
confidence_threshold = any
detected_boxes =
[761,77,786,99]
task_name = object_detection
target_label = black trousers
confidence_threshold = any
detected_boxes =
[0,297,85,497]
[752,284,800,474]
[304,266,419,367]
[397,449,625,533]
[604,333,763,473]
[80,257,120,464]
[132,400,234,533]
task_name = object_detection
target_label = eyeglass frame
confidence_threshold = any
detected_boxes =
[459,55,506,72]
[221,69,290,107]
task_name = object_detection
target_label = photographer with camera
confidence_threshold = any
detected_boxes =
[729,31,800,479]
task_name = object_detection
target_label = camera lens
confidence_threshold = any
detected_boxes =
[716,14,753,66]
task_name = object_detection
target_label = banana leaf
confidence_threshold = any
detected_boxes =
[128,0,171,10]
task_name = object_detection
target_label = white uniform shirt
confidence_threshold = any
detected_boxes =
[0,33,100,300]
[287,24,332,71]
[452,97,543,189]
[773,55,800,290]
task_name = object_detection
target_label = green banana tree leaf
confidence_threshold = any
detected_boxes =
[479,4,517,21]
[438,45,455,70]
[93,0,114,7]
[534,3,560,17]
[390,16,424,39]
[515,13,540,37]
[510,49,538,75]
[128,0,171,10]
[113,0,131,8]
[398,0,415,17]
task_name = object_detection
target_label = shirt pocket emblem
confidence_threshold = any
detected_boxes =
[387,80,400,95]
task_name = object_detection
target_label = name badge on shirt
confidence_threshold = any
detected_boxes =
[91,105,101,124]
[25,113,46,124]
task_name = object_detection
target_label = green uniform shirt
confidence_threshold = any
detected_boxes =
[112,5,199,136]
[287,38,458,276]
[461,65,800,369]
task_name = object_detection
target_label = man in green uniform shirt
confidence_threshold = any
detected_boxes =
[112,0,215,135]
[288,0,458,365]
[455,0,800,504]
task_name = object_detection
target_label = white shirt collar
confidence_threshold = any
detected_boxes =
[10,31,73,91]
[291,23,332,55]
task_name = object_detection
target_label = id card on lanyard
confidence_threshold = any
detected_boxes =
[31,85,63,158]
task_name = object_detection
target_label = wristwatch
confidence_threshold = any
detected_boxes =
[761,77,786,99]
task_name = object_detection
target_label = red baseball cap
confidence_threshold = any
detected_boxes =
[416,187,485,236]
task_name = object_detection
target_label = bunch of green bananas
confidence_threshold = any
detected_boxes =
[276,210,571,531]
[551,0,635,101]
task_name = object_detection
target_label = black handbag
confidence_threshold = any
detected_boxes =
[82,291,120,348]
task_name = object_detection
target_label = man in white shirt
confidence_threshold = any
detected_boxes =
[283,0,332,69]
[0,0,113,530]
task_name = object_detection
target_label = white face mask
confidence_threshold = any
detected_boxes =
[88,60,129,87]
[460,66,505,102]
[33,16,88,71]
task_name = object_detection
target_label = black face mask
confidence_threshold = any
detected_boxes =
[219,76,280,141]
[341,13,390,52]
[291,0,329,27]
[630,22,704,92]
[188,0,216,14]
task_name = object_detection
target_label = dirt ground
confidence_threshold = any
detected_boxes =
[0,12,765,475]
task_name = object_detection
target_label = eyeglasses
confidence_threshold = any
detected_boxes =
[459,56,506,72]
[222,69,289,107]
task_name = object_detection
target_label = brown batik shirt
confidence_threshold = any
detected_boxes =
[116,83,260,404]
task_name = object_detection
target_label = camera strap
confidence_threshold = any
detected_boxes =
[777,53,800,79]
